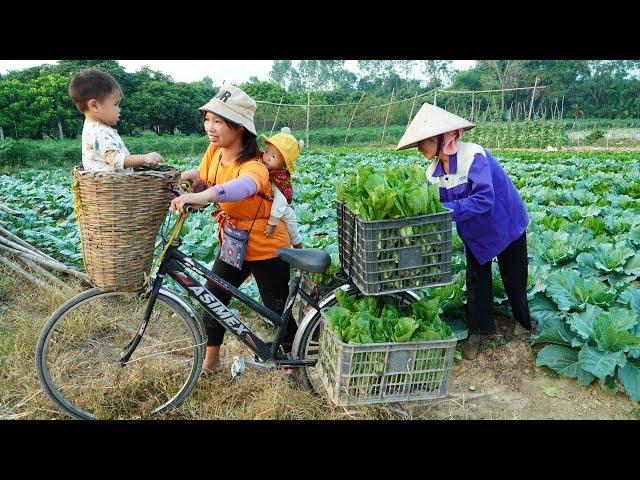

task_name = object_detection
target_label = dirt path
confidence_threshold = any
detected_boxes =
[389,317,640,420]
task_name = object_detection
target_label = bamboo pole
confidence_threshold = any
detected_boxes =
[305,85,311,149]
[269,95,285,137]
[407,94,418,126]
[0,241,89,281]
[15,256,71,290]
[369,87,437,109]
[0,236,46,259]
[528,76,539,121]
[433,89,438,107]
[380,87,395,144]
[560,94,565,120]
[345,92,366,144]
[471,92,475,122]
[441,85,548,95]
[0,204,23,217]
[0,226,58,263]
[0,255,47,288]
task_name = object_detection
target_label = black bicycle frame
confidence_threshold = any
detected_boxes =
[119,243,319,367]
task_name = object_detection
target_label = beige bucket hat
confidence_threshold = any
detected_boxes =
[199,84,257,136]
[396,102,475,151]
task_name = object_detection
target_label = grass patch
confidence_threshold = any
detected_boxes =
[0,265,407,420]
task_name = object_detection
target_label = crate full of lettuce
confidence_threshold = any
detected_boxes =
[317,289,457,406]
[336,165,453,295]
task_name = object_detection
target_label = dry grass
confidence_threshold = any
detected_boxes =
[0,266,403,420]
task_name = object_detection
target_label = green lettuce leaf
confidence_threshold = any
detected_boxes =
[392,317,420,342]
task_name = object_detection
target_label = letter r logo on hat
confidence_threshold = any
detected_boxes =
[216,90,232,103]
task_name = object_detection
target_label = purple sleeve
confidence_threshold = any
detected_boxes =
[212,176,257,202]
[444,153,495,222]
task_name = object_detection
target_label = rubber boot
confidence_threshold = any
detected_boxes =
[513,322,531,337]
[460,333,482,360]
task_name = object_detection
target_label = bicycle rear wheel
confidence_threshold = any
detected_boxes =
[292,285,420,396]
[36,288,205,419]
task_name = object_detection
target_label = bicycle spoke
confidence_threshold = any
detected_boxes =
[122,341,206,365]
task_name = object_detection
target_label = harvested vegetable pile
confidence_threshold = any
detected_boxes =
[335,164,444,220]
[325,289,454,344]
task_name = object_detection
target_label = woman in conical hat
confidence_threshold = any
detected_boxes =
[397,103,532,360]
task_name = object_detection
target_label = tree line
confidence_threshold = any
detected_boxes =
[0,60,639,141]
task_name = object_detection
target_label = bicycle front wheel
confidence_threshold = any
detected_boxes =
[36,288,205,420]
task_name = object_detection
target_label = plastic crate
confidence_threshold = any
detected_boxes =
[337,201,453,295]
[317,314,457,406]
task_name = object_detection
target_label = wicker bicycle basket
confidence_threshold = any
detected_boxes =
[71,165,180,292]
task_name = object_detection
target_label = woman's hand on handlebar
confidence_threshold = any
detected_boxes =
[170,191,210,214]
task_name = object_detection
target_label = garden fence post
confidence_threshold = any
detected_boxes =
[471,91,475,122]
[270,95,285,137]
[306,87,311,149]
[528,76,539,121]
[380,87,395,145]
[407,94,417,126]
[345,91,366,145]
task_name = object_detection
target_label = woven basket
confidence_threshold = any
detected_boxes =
[72,165,180,292]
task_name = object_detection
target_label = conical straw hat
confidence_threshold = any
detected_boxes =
[396,102,475,151]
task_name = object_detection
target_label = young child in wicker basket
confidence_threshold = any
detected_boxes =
[69,68,164,173]
[260,127,304,249]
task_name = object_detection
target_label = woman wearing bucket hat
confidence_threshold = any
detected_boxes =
[396,103,533,360]
[171,84,297,375]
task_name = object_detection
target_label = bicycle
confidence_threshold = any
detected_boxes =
[36,201,421,420]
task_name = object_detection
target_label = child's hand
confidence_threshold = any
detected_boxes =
[263,224,276,238]
[144,152,164,166]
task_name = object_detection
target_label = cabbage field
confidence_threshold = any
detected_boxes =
[1,147,640,402]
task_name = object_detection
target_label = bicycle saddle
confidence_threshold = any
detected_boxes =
[277,248,331,274]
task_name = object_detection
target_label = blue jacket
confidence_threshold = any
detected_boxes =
[426,142,529,265]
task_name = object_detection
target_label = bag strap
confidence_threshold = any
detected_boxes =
[246,196,264,235]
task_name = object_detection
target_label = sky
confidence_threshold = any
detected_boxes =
[0,60,476,84]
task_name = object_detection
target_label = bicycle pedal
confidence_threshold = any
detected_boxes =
[231,356,245,379]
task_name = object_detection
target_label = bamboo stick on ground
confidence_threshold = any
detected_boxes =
[0,204,23,217]
[0,236,57,263]
[15,256,72,291]
[0,255,48,288]
[0,242,90,282]
[0,226,59,263]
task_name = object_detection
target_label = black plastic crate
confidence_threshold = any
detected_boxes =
[337,201,453,295]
